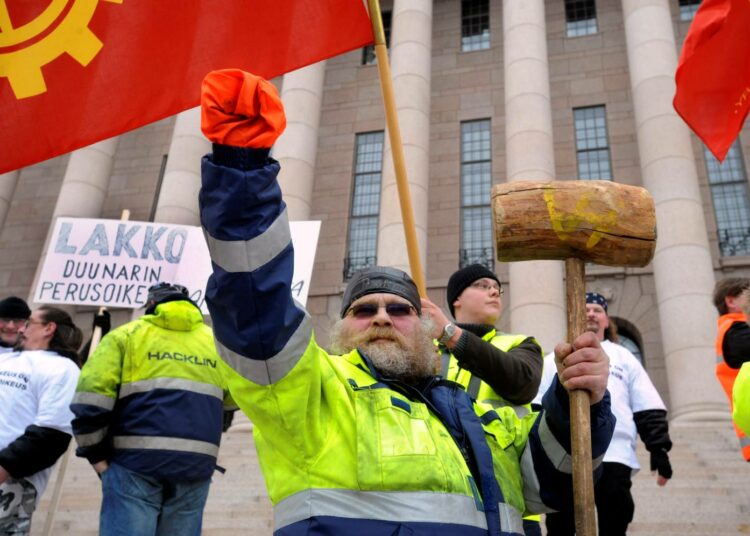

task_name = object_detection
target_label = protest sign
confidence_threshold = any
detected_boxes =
[34,217,321,311]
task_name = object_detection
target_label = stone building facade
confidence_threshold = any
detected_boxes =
[1,0,747,423]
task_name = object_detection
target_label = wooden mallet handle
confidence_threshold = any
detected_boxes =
[566,257,595,534]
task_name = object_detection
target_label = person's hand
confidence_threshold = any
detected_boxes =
[420,297,462,347]
[92,309,111,332]
[650,448,672,486]
[420,297,452,339]
[553,332,609,404]
[93,461,109,475]
[201,69,286,148]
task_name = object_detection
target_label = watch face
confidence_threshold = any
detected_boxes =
[441,323,456,343]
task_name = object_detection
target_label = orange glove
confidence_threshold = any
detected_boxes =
[201,69,286,148]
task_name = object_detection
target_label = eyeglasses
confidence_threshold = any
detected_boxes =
[24,319,48,329]
[470,281,503,294]
[0,318,25,324]
[347,302,416,319]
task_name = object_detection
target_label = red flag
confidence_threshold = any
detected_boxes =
[0,1,373,174]
[673,0,750,162]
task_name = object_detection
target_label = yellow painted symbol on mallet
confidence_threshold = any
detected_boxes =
[543,187,620,249]
[0,0,122,99]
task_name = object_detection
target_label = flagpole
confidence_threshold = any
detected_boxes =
[367,0,427,297]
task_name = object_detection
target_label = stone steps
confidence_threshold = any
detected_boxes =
[626,419,750,536]
[30,423,274,536]
[30,417,750,535]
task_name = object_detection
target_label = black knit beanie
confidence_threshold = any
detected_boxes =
[446,264,501,317]
[0,296,31,319]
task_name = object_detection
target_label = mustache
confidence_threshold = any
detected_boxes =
[352,326,409,348]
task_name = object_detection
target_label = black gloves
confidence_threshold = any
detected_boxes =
[634,408,673,480]
[650,448,673,479]
[92,309,111,333]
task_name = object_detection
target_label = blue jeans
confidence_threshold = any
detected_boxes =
[99,462,210,536]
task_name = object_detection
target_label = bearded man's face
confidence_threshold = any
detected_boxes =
[585,303,609,341]
[331,293,438,383]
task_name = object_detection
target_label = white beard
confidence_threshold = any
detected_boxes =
[329,318,438,382]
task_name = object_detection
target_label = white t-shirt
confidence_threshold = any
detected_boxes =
[534,339,666,471]
[0,350,80,499]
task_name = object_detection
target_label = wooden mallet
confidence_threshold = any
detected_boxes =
[491,180,656,536]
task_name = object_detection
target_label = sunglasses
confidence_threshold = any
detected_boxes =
[347,302,416,319]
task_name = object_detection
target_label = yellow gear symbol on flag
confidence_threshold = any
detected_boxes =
[0,0,122,99]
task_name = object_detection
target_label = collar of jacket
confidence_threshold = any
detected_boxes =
[144,300,204,332]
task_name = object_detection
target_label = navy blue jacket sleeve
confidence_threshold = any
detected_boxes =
[524,377,615,513]
[199,145,309,386]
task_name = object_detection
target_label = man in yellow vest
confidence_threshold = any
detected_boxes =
[712,277,750,461]
[422,264,544,536]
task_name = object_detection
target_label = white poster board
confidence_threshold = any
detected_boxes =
[34,217,321,311]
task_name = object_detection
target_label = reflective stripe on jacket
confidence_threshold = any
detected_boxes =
[200,147,615,535]
[715,312,750,461]
[71,300,231,480]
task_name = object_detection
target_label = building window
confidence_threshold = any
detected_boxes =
[610,317,645,364]
[573,106,612,180]
[344,132,384,280]
[618,334,643,364]
[679,0,701,21]
[705,140,750,257]
[362,11,391,65]
[461,0,490,52]
[459,119,494,270]
[565,0,598,37]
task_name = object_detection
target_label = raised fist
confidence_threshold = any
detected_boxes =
[201,69,286,148]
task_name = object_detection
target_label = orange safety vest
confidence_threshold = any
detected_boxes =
[715,312,750,461]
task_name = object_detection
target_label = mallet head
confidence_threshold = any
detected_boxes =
[492,180,656,267]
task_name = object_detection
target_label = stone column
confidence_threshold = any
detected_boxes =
[622,0,726,421]
[0,171,19,231]
[51,139,119,219]
[375,0,432,274]
[28,138,119,305]
[275,62,326,221]
[153,108,210,225]
[502,0,566,352]
[125,108,209,320]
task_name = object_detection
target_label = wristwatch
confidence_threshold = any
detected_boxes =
[438,322,457,345]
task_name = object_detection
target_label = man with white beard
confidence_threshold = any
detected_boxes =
[199,69,616,536]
